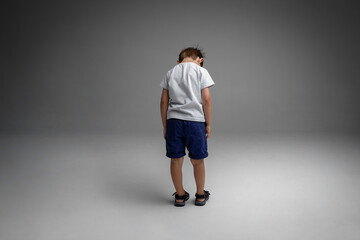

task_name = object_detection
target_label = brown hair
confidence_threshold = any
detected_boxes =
[178,46,206,67]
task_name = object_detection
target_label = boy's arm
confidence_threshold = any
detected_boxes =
[160,88,169,139]
[201,87,212,139]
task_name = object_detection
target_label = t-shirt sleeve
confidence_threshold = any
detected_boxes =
[201,68,215,89]
[160,72,169,89]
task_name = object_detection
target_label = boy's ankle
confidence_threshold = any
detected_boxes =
[196,190,205,195]
[177,190,185,195]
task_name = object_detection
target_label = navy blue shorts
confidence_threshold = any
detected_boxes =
[165,118,208,159]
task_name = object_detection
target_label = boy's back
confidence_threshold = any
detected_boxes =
[160,62,215,122]
[160,47,214,207]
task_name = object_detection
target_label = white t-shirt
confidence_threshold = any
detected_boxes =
[160,62,215,122]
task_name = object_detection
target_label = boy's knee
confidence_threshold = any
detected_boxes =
[171,157,184,164]
[190,158,204,166]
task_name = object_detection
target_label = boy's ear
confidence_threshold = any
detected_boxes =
[196,57,204,66]
[177,61,180,64]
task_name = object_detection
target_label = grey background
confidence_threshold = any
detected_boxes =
[2,1,360,240]
[3,0,360,135]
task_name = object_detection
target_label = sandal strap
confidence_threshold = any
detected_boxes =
[195,190,210,199]
[172,191,187,200]
[195,193,205,199]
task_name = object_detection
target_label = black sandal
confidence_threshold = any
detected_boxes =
[172,191,190,207]
[195,190,210,206]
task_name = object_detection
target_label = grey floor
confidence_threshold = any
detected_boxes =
[0,132,359,240]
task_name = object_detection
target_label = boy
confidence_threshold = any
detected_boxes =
[160,47,215,207]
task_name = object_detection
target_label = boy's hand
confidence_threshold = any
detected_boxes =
[163,128,166,140]
[206,125,211,139]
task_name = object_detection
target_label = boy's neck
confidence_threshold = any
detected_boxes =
[182,57,196,63]
[180,57,200,66]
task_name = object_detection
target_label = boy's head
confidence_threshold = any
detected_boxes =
[177,47,205,67]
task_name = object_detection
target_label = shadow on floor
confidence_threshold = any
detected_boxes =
[102,174,173,206]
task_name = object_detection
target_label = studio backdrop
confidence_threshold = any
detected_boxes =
[3,0,360,135]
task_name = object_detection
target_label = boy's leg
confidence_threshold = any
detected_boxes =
[171,156,185,201]
[190,158,205,201]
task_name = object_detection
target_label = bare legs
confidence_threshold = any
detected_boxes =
[190,158,205,201]
[170,157,205,202]
[170,157,185,200]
